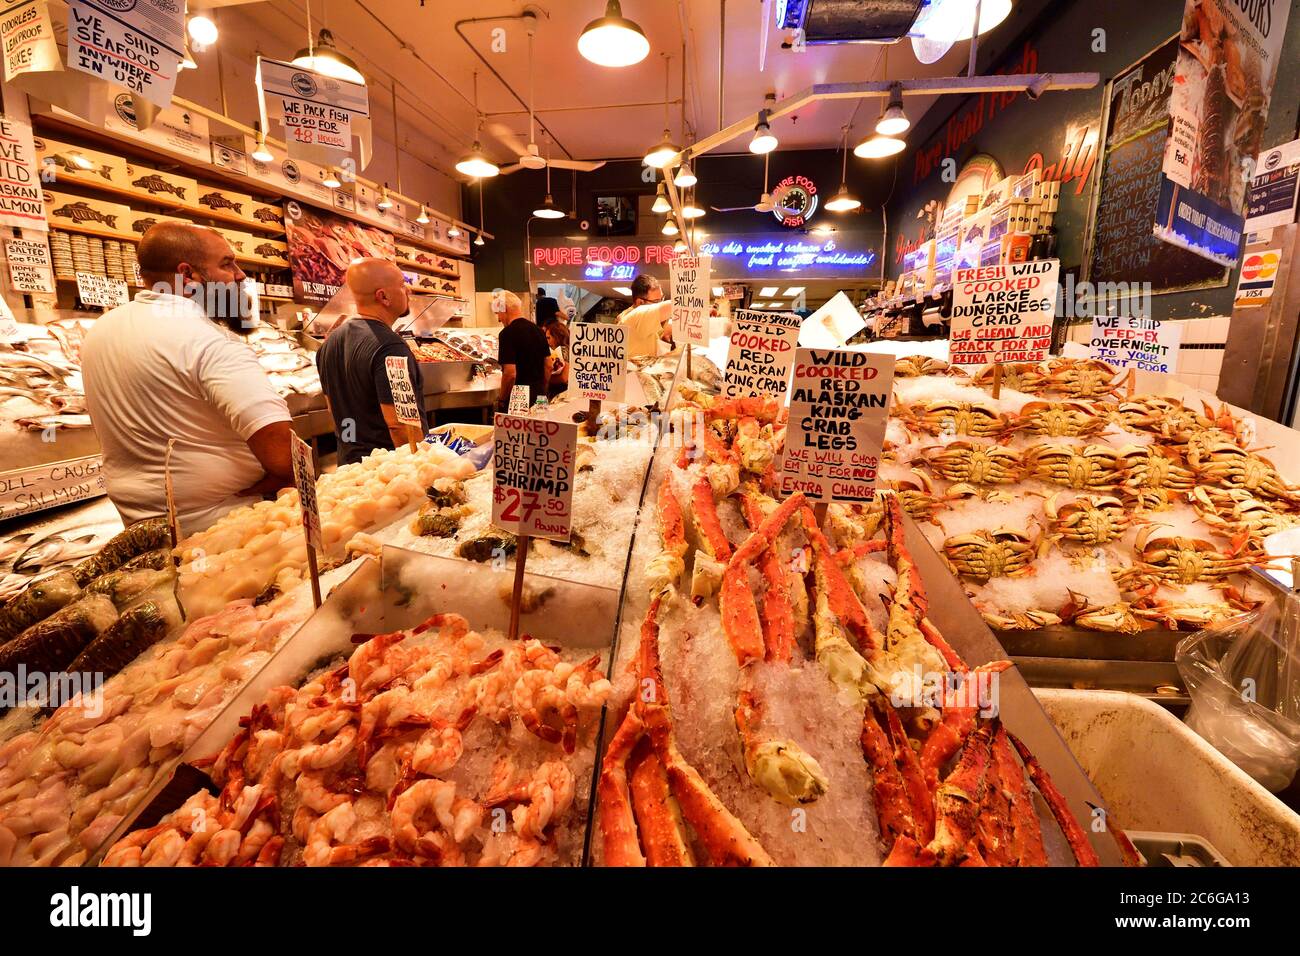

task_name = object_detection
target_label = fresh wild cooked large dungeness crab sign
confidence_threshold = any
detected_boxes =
[949,259,1060,366]
[778,348,894,503]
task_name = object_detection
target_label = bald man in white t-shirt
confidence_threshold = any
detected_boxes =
[83,223,293,536]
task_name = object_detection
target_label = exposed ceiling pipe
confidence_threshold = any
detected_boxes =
[453,11,576,160]
[758,0,770,72]
[717,0,726,131]
[482,100,681,117]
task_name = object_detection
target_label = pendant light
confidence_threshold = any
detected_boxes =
[377,185,394,210]
[661,219,679,236]
[448,224,461,238]
[578,0,650,68]
[179,36,198,71]
[749,94,778,154]
[824,126,862,212]
[416,205,430,225]
[673,161,697,189]
[949,0,1013,41]
[876,82,910,136]
[651,181,671,214]
[322,167,342,189]
[187,13,218,50]
[672,239,687,254]
[456,73,500,179]
[250,122,274,163]
[474,233,486,247]
[533,142,568,218]
[854,133,906,159]
[293,29,365,85]
[643,55,679,169]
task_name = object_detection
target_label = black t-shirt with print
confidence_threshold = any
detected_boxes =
[497,317,551,407]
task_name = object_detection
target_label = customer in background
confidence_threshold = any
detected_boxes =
[537,298,570,399]
[535,285,560,323]
[82,222,292,536]
[316,258,427,466]
[617,274,673,358]
[497,290,553,411]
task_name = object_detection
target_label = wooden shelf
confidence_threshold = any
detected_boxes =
[396,256,459,279]
[49,220,288,271]
[35,113,473,261]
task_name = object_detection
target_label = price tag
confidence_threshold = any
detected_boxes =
[778,348,894,503]
[291,433,322,551]
[492,414,577,542]
[569,322,627,403]
[949,259,1059,366]
[5,238,55,294]
[670,254,711,344]
[75,272,129,309]
[508,385,531,414]
[384,355,423,428]
[722,309,800,399]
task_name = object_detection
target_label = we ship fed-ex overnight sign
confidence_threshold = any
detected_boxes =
[532,234,877,281]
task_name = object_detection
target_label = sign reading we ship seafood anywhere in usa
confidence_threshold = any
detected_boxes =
[723,309,800,398]
[4,237,53,293]
[670,254,710,344]
[1088,315,1181,374]
[570,321,627,402]
[492,415,577,542]
[383,355,422,428]
[778,348,893,503]
[949,259,1059,366]
[67,0,184,109]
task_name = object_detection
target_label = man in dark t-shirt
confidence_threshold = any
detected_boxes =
[316,258,428,465]
[496,290,553,410]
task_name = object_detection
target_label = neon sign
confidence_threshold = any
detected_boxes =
[772,175,818,227]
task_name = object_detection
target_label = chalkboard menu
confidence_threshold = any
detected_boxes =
[1085,36,1227,294]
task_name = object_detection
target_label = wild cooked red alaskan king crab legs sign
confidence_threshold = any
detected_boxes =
[948,259,1060,367]
[778,348,894,503]
[492,415,579,639]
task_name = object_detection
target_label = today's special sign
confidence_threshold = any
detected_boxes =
[723,309,800,398]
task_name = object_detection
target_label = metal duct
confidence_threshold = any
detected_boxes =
[789,0,925,44]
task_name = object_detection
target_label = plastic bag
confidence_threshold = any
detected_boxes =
[1176,590,1300,792]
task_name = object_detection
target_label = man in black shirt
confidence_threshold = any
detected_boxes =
[316,258,427,465]
[496,290,553,411]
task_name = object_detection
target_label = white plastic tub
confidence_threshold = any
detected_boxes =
[1034,688,1300,866]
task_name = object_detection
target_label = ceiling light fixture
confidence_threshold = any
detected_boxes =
[474,233,486,247]
[759,287,779,297]
[447,224,461,238]
[661,219,679,236]
[251,123,274,163]
[456,74,500,178]
[712,286,724,296]
[682,204,705,219]
[749,94,779,154]
[651,182,672,214]
[673,239,687,254]
[416,205,430,225]
[876,82,910,136]
[377,186,394,210]
[854,133,906,159]
[673,161,697,189]
[187,14,218,50]
[783,287,804,296]
[179,37,198,71]
[613,286,635,296]
[322,167,342,189]
[643,55,680,169]
[949,0,1013,41]
[578,0,650,68]
[292,28,365,85]
[825,126,862,212]
[533,193,566,219]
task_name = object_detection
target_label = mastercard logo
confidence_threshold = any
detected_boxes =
[1241,252,1280,281]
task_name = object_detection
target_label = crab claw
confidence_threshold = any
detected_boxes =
[745,739,830,807]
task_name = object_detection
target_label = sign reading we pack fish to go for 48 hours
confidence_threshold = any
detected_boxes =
[778,348,894,503]
[570,321,627,403]
[949,259,1059,366]
[723,309,801,398]
[492,415,577,542]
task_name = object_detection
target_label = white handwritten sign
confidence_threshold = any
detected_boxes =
[492,415,577,542]
[0,115,46,231]
[670,254,711,345]
[384,355,422,427]
[0,455,105,520]
[67,0,184,109]
[778,348,894,502]
[799,291,866,349]
[508,385,531,414]
[5,237,53,293]
[570,321,627,402]
[1088,315,1181,374]
[723,310,800,399]
[949,259,1059,366]
[257,57,369,163]
[290,433,322,551]
[1,0,60,83]
[75,271,128,308]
